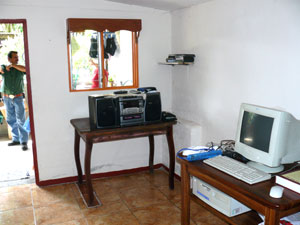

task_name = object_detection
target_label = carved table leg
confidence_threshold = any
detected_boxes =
[181,163,190,225]
[166,126,175,189]
[74,130,82,184]
[264,208,280,225]
[84,140,94,206]
[148,135,154,173]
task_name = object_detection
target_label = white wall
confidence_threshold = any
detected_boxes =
[171,0,300,149]
[0,0,172,181]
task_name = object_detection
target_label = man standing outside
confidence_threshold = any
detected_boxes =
[0,51,28,150]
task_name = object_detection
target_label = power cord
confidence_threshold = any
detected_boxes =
[219,140,235,152]
[205,140,235,152]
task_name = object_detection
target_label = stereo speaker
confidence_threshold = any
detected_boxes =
[89,96,118,129]
[144,92,162,123]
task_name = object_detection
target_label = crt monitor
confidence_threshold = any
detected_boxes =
[235,103,300,173]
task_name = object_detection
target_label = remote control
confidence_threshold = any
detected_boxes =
[114,90,128,94]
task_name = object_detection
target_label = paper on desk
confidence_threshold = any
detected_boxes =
[258,212,300,225]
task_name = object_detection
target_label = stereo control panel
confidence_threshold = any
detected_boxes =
[118,95,144,126]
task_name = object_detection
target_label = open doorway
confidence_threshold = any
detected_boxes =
[0,20,38,187]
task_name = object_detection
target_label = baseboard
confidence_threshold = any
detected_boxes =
[37,163,173,186]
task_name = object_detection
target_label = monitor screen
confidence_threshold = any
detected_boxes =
[240,111,274,153]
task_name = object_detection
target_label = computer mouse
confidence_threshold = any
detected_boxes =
[269,185,284,198]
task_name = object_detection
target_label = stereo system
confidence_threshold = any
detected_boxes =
[89,91,162,130]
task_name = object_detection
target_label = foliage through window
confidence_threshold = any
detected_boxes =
[0,23,24,65]
[0,23,26,91]
[67,19,141,91]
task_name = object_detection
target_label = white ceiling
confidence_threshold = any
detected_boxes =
[104,0,212,11]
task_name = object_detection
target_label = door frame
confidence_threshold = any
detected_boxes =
[0,19,40,185]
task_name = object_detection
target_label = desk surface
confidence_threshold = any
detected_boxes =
[178,158,300,225]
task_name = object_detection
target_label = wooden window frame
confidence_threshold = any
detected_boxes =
[67,18,141,92]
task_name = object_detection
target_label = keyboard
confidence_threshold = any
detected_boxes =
[203,155,271,184]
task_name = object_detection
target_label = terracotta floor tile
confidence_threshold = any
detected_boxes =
[86,210,140,225]
[51,218,88,225]
[80,199,129,218]
[143,170,170,187]
[35,199,83,225]
[125,171,149,180]
[108,173,152,191]
[132,201,184,225]
[92,177,112,187]
[190,200,207,217]
[0,184,31,194]
[32,184,76,207]
[70,183,82,199]
[0,187,32,211]
[192,214,228,225]
[93,180,113,192]
[157,182,181,204]
[119,186,169,210]
[94,188,121,204]
[92,180,121,204]
[0,207,34,225]
[189,200,228,225]
[0,169,229,225]
[76,197,90,210]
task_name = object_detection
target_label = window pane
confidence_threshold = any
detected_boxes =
[70,30,102,90]
[68,27,138,91]
[104,30,133,87]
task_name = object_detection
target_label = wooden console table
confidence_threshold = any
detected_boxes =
[178,158,300,225]
[70,118,177,207]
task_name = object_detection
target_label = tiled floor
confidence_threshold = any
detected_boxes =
[0,169,228,225]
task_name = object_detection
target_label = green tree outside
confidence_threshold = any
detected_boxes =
[0,23,25,65]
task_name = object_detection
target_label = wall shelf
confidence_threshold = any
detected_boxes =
[158,62,194,66]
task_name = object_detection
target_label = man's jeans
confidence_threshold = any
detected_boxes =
[3,96,28,144]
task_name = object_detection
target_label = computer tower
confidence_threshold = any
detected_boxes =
[88,95,119,130]
[144,92,162,123]
[192,177,251,217]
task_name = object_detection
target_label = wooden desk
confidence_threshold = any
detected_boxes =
[70,118,177,207]
[178,158,300,225]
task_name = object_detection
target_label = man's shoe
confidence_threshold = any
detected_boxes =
[22,143,28,151]
[8,141,20,146]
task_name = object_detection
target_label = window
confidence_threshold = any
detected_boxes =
[67,18,141,92]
